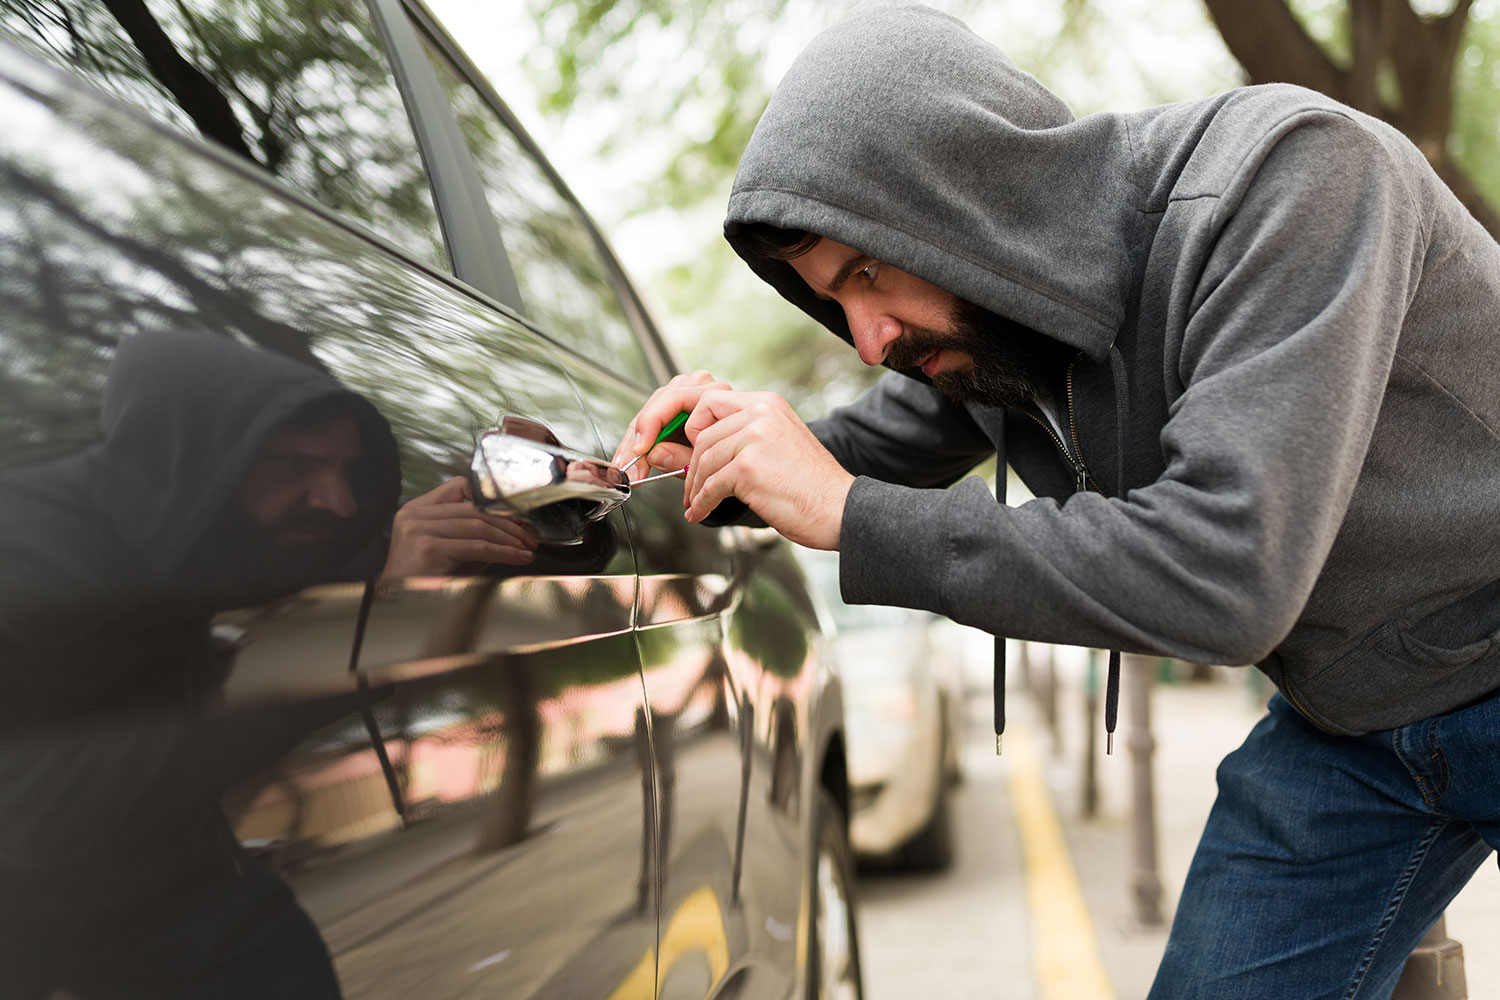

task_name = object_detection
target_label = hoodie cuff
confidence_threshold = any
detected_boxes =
[838,477,951,615]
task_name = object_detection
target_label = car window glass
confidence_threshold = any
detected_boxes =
[0,0,449,271]
[0,39,620,586]
[415,32,654,386]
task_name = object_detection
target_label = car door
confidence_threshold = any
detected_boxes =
[0,8,659,999]
[400,9,827,997]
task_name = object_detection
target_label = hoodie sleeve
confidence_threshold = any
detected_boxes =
[838,111,1426,665]
[810,370,996,487]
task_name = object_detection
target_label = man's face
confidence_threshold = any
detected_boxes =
[236,413,362,549]
[787,236,1072,408]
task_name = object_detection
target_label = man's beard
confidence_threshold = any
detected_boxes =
[885,299,1075,410]
[215,505,360,583]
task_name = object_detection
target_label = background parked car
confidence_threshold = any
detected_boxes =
[797,548,969,871]
[0,2,861,997]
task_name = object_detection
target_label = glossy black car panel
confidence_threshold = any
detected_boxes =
[0,2,854,997]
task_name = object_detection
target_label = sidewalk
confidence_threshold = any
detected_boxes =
[1005,646,1498,999]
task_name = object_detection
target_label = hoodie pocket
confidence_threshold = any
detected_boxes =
[1287,578,1500,734]
[1394,577,1500,668]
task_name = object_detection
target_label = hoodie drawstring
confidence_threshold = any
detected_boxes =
[1104,346,1131,754]
[994,458,1007,754]
[993,346,1131,756]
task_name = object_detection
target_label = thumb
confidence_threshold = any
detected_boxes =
[643,442,692,473]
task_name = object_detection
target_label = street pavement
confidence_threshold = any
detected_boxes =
[857,648,1498,999]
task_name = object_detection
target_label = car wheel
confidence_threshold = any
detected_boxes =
[898,734,955,871]
[809,787,864,1000]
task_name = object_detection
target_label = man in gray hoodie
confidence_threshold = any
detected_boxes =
[617,3,1500,996]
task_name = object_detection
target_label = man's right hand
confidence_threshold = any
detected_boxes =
[611,370,732,474]
[613,371,853,550]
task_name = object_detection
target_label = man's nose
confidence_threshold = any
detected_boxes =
[845,304,902,367]
[308,471,358,518]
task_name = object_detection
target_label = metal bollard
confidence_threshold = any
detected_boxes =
[1126,655,1164,927]
[1392,915,1466,999]
[1081,649,1099,818]
[1042,643,1061,754]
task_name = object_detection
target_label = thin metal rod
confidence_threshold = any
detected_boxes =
[630,467,688,486]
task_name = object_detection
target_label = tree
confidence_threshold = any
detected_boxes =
[1206,0,1498,235]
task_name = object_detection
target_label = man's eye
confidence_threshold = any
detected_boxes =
[860,262,881,284]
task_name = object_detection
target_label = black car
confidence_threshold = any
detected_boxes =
[0,2,861,997]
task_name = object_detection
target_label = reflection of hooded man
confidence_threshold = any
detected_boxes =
[0,331,400,998]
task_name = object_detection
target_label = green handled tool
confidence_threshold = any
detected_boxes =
[621,410,689,477]
[652,410,690,447]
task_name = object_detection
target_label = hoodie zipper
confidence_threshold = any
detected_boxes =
[1026,355,1121,755]
[1027,357,1107,497]
[1276,675,1346,735]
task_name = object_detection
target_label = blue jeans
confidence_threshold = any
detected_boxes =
[1149,688,1500,1000]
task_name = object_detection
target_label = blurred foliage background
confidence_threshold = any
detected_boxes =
[434,0,1497,414]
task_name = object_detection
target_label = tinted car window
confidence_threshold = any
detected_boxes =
[417,31,655,385]
[0,0,449,270]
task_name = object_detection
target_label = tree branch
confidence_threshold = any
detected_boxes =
[1201,0,1495,237]
[1347,0,1396,113]
[1200,0,1346,97]
[98,0,256,164]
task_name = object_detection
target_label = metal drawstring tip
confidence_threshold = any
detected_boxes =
[1106,731,1115,755]
[995,734,1003,756]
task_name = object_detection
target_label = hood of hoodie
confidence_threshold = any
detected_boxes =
[94,330,398,573]
[0,330,400,650]
[724,2,1145,364]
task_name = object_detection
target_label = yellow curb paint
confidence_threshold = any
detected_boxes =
[1009,723,1117,1000]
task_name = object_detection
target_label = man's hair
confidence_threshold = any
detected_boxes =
[731,222,821,266]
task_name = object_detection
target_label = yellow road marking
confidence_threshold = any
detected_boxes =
[1008,723,1117,1000]
[606,884,730,1000]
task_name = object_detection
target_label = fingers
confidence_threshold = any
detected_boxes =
[413,510,537,548]
[680,389,788,493]
[684,427,759,524]
[612,371,730,469]
[641,441,692,473]
[384,497,541,578]
[673,391,853,549]
[416,536,536,568]
[614,381,851,549]
[681,403,759,507]
[404,476,470,507]
[397,500,537,542]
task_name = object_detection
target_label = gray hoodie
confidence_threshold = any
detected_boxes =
[724,2,1500,735]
